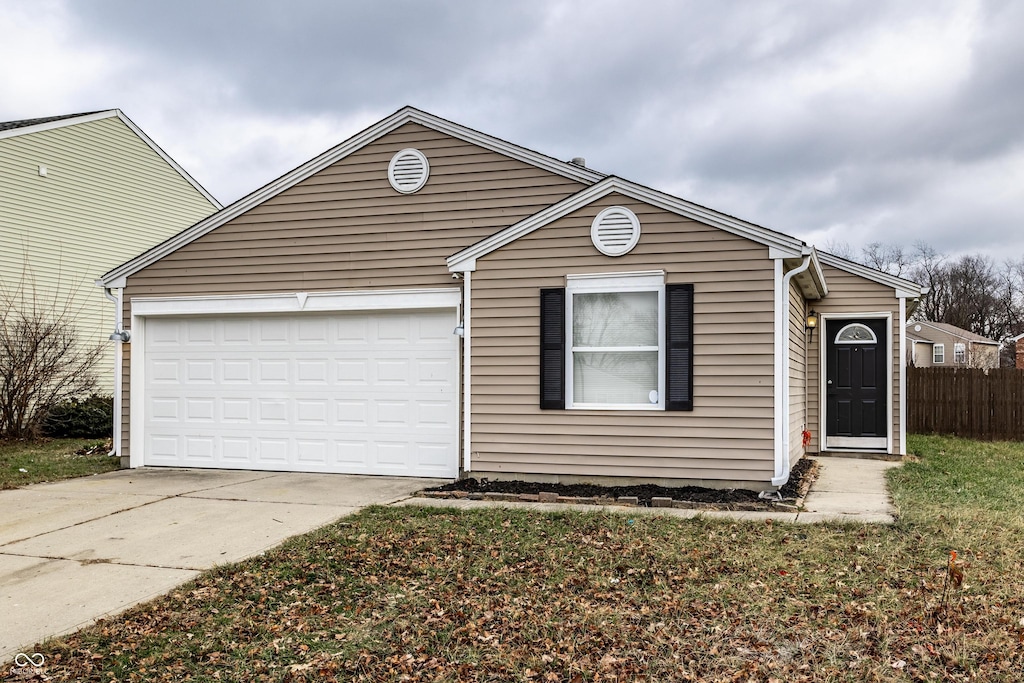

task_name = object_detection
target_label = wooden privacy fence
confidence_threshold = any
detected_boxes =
[908,367,1024,440]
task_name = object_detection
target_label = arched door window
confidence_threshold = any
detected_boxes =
[834,323,877,344]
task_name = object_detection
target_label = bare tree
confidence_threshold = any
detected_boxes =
[823,239,856,261]
[0,275,104,438]
[862,242,912,277]
[846,241,1024,366]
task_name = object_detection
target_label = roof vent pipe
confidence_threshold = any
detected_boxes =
[570,157,586,167]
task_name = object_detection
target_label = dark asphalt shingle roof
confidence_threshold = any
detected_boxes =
[0,111,103,133]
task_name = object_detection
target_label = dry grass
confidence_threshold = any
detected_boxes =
[5,435,1023,681]
[0,438,117,489]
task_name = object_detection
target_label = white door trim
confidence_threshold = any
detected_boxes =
[128,288,462,471]
[819,312,894,453]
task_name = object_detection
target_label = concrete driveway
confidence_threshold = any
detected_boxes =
[0,468,442,662]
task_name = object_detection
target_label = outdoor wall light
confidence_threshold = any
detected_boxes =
[109,329,131,343]
[453,323,465,337]
[805,310,818,341]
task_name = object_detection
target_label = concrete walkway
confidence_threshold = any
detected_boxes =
[0,468,442,662]
[395,456,902,524]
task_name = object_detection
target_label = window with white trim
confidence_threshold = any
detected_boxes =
[954,343,966,364]
[567,274,663,408]
[933,344,945,364]
[539,272,694,411]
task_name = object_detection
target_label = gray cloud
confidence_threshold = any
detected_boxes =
[2,0,1021,261]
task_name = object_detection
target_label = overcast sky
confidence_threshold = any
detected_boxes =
[2,0,1022,259]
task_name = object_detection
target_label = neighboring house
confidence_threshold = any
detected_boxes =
[905,321,999,369]
[1012,333,1024,369]
[0,110,221,390]
[98,107,923,490]
[905,329,935,367]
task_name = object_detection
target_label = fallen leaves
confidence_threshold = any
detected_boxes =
[3,505,1023,682]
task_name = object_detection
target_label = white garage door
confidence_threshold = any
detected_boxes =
[142,309,459,477]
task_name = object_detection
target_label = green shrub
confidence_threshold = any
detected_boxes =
[41,394,113,438]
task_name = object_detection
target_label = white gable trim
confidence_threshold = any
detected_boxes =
[447,176,810,273]
[910,320,999,346]
[1,110,221,209]
[115,110,222,209]
[0,110,118,141]
[100,106,604,287]
[817,252,922,297]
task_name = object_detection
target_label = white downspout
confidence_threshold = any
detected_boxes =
[102,287,124,458]
[772,252,813,487]
[899,297,907,456]
[462,271,472,474]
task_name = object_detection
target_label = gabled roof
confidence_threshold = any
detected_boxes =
[0,111,102,133]
[0,109,221,209]
[97,106,927,299]
[908,321,999,345]
[905,330,933,343]
[446,175,830,297]
[99,106,606,287]
[816,251,923,298]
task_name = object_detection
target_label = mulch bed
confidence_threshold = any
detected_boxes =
[422,457,818,511]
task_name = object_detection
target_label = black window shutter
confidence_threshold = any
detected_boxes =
[539,288,566,409]
[665,284,694,411]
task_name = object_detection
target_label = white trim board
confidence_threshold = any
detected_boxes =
[0,110,117,141]
[130,288,461,317]
[448,177,818,274]
[817,252,923,298]
[101,106,604,287]
[818,312,895,455]
[127,288,462,469]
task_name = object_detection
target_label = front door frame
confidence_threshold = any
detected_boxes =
[819,311,893,453]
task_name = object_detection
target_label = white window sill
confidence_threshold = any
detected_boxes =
[567,403,664,411]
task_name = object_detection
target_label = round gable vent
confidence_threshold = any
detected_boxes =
[591,206,641,256]
[388,148,430,194]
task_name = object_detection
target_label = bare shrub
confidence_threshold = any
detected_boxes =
[0,276,104,439]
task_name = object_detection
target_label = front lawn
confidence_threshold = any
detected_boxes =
[7,435,1024,681]
[0,438,118,489]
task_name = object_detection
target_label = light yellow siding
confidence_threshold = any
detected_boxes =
[470,192,777,486]
[807,264,902,453]
[0,115,217,390]
[120,122,587,456]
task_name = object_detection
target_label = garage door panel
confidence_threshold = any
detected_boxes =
[150,360,179,382]
[143,310,458,477]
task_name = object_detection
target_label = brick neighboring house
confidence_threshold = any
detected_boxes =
[906,321,1000,369]
[1011,333,1024,369]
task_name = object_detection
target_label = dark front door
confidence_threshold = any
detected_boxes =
[825,318,887,441]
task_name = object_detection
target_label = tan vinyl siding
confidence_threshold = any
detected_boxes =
[907,324,998,369]
[470,192,777,485]
[0,116,217,389]
[788,278,806,466]
[120,122,586,456]
[807,264,902,453]
[909,339,933,367]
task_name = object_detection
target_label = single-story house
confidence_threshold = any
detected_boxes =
[98,107,922,490]
[905,321,999,369]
